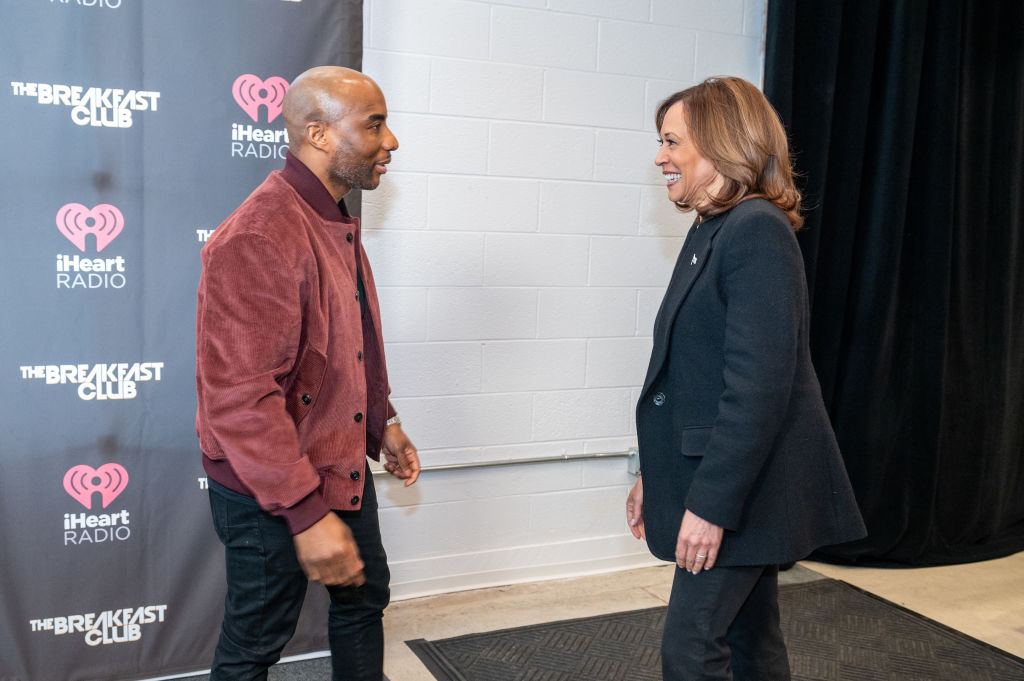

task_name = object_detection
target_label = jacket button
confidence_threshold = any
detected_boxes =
[357,350,363,360]
[350,469,361,481]
[653,392,666,406]
[354,412,363,422]
[350,495,360,506]
[354,290,360,301]
[346,232,353,243]
[301,393,312,405]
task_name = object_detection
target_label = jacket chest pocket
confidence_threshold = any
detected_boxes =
[285,345,328,425]
[680,425,713,457]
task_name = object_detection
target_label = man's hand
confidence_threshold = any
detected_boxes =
[675,509,724,574]
[626,476,646,539]
[293,513,365,586]
[381,423,420,486]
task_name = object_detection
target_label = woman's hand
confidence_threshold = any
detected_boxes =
[626,476,645,539]
[676,509,723,574]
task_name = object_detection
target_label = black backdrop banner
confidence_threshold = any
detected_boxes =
[765,0,1024,565]
[0,2,361,680]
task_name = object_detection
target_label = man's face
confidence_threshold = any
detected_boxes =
[325,83,398,194]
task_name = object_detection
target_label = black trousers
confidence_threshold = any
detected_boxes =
[662,564,790,681]
[207,465,390,681]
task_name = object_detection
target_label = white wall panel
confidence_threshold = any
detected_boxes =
[482,340,587,392]
[586,337,655,388]
[431,57,544,120]
[539,181,641,235]
[491,6,599,70]
[362,0,766,598]
[428,175,540,232]
[362,229,485,286]
[695,31,763,84]
[597,20,697,80]
[543,69,646,129]
[589,236,684,287]
[369,0,491,58]
[361,171,429,231]
[385,342,482,397]
[483,233,591,286]
[537,287,637,338]
[386,112,490,174]
[427,287,538,340]
[651,0,745,32]
[489,121,596,180]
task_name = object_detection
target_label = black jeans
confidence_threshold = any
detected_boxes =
[662,564,790,681]
[208,465,390,681]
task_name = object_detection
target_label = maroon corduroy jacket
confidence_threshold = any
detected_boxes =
[196,153,393,534]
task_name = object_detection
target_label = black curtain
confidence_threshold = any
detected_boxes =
[765,0,1024,565]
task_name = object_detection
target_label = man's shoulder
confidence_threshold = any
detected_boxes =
[212,172,310,245]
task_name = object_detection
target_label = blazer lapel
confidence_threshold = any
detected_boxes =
[639,215,726,400]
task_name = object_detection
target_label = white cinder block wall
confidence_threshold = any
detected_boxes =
[361,0,766,599]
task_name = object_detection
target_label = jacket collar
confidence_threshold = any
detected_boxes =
[281,151,355,223]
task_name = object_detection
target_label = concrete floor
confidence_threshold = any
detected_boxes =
[380,552,1024,680]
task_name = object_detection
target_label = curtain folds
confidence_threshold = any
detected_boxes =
[765,0,1024,565]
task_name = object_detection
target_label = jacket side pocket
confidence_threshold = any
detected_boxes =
[680,425,713,457]
[285,345,328,426]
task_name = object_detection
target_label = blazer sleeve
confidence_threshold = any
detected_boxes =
[196,231,323,513]
[684,209,806,530]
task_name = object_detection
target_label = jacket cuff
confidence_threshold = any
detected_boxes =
[684,484,741,531]
[279,489,331,535]
[386,399,397,420]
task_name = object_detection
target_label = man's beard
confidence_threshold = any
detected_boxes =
[328,144,379,192]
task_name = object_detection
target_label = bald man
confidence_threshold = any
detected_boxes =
[196,66,419,681]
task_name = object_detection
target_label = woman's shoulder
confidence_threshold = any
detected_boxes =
[716,198,794,242]
[713,198,802,269]
[724,197,789,225]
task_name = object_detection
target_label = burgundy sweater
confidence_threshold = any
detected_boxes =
[196,152,394,533]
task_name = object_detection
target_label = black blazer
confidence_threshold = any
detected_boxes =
[637,198,866,566]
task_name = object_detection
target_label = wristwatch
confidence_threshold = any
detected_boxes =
[385,415,401,428]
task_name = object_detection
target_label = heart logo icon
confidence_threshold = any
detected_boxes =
[63,463,130,509]
[232,74,289,123]
[56,203,124,252]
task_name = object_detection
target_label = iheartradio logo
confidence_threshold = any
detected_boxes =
[232,74,289,123]
[63,463,129,509]
[56,203,124,252]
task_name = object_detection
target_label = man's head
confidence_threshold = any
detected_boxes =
[283,66,398,201]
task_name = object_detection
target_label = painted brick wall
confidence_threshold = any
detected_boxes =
[361,0,766,598]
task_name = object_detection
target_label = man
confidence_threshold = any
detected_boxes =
[195,66,419,681]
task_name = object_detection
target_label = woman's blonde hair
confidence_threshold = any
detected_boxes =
[656,76,803,230]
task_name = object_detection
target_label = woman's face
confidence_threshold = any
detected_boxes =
[655,101,722,210]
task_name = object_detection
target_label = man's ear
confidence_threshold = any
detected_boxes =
[305,120,330,152]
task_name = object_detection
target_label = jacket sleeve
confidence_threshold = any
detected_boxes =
[197,231,327,522]
[684,210,805,530]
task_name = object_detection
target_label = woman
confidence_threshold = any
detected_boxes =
[626,77,866,680]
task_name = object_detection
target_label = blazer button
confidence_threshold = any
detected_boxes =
[301,393,312,405]
[350,469,361,481]
[354,290,360,301]
[653,392,666,406]
[350,495,360,506]
[346,232,354,243]
[354,412,363,422]
[357,350,363,360]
